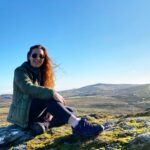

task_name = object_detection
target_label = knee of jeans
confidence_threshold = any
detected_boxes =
[65,106,77,115]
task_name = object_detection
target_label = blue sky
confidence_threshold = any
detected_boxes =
[0,0,150,94]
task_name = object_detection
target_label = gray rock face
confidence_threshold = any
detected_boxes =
[127,132,150,150]
[0,125,32,147]
[145,119,150,127]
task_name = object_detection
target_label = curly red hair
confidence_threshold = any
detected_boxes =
[27,45,55,88]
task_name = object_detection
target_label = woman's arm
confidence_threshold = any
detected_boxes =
[14,68,54,99]
[53,91,66,105]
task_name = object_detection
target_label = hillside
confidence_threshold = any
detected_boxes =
[1,83,150,115]
[60,83,150,98]
[1,83,150,100]
[0,83,150,149]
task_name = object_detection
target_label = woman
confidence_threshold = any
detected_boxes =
[7,45,106,137]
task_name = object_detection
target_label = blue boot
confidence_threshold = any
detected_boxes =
[72,118,104,137]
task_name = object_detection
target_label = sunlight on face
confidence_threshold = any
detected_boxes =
[29,48,45,68]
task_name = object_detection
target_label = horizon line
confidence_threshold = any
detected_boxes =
[1,82,149,95]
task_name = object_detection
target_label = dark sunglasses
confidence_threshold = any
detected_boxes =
[31,53,45,59]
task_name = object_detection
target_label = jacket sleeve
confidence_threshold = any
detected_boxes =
[14,67,54,99]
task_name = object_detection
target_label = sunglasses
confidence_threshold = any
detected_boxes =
[31,53,45,59]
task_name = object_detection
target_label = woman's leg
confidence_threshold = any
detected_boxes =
[29,98,48,124]
[46,100,75,124]
[29,98,79,128]
[29,98,105,137]
[49,106,77,128]
[45,100,105,137]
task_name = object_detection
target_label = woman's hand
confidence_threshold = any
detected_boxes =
[53,91,66,105]
[44,112,53,122]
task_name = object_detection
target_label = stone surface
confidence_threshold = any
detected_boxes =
[127,132,150,150]
[0,125,32,147]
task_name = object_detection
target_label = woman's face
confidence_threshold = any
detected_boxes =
[28,48,45,68]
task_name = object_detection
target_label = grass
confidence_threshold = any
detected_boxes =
[0,113,148,150]
[65,95,149,115]
[0,96,150,149]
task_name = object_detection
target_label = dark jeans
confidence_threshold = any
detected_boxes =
[29,98,76,128]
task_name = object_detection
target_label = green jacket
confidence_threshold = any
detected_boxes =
[7,62,54,128]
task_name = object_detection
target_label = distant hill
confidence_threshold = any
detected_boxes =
[60,83,150,98]
[0,94,12,103]
[1,83,150,100]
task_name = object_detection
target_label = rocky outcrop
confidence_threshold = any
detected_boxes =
[127,132,150,150]
[0,125,32,148]
[0,111,150,149]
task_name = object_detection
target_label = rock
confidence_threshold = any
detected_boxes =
[127,132,150,150]
[11,144,27,150]
[145,119,150,127]
[89,113,107,119]
[0,125,32,147]
[118,122,134,131]
[0,111,149,149]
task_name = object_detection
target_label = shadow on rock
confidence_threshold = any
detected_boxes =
[0,125,34,149]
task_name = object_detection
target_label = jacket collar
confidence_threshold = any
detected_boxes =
[22,61,41,75]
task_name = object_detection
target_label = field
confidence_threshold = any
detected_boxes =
[1,94,150,122]
[65,95,150,115]
[0,94,150,149]
[0,94,150,127]
[0,96,11,127]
